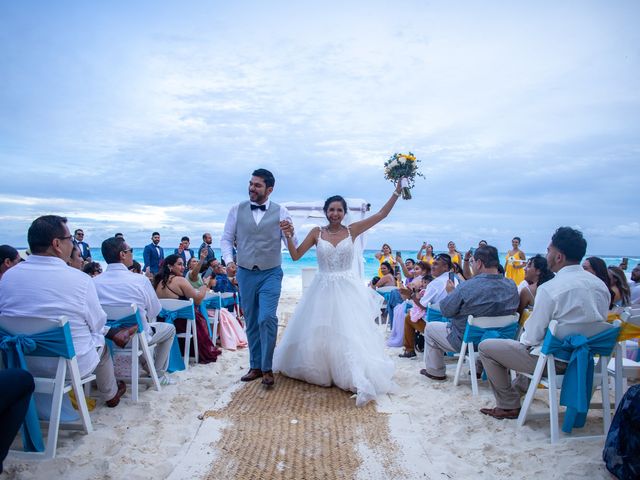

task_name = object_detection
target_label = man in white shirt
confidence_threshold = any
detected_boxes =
[94,237,177,384]
[0,215,125,407]
[630,264,640,305]
[478,227,610,419]
[398,253,454,359]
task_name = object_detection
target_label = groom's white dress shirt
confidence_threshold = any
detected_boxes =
[221,199,296,265]
[0,255,107,376]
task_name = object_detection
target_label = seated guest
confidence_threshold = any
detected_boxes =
[517,255,555,321]
[94,237,177,385]
[398,254,454,358]
[67,245,84,270]
[0,215,125,407]
[478,227,610,419]
[375,261,396,288]
[0,245,22,281]
[421,245,519,381]
[154,254,221,363]
[186,250,209,289]
[128,260,142,274]
[608,265,631,308]
[582,256,615,309]
[202,257,220,282]
[631,264,640,305]
[212,263,237,293]
[452,261,466,282]
[83,261,102,277]
[369,276,380,289]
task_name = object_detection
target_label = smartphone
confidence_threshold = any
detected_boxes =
[469,247,476,255]
[394,265,401,276]
[448,271,455,282]
[396,251,402,258]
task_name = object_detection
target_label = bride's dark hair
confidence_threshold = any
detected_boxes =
[323,195,348,219]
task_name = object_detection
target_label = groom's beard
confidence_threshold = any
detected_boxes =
[250,192,266,204]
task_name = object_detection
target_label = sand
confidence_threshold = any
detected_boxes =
[3,288,611,479]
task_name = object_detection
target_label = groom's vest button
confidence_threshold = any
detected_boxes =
[251,265,260,271]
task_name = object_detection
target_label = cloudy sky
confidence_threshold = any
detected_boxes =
[1,1,638,255]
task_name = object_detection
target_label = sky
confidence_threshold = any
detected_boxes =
[1,1,639,256]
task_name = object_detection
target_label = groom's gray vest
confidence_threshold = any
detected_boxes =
[235,201,282,271]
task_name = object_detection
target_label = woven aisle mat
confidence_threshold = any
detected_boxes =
[203,375,401,479]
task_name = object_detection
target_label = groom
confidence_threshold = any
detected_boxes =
[221,168,295,388]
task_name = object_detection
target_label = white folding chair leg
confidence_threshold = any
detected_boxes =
[517,355,547,427]
[131,336,139,402]
[140,336,161,392]
[547,357,560,444]
[44,359,67,459]
[67,359,93,434]
[601,356,612,435]
[453,342,468,386]
[468,345,479,397]
[183,320,191,369]
[614,343,623,408]
[192,318,199,364]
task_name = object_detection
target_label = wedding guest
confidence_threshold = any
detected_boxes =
[375,261,396,288]
[0,215,125,407]
[396,256,415,284]
[67,245,84,270]
[83,261,102,277]
[143,232,164,275]
[609,265,631,308]
[375,243,396,277]
[128,260,142,274]
[73,228,92,262]
[154,254,221,363]
[174,236,195,267]
[421,245,519,381]
[504,236,526,285]
[199,232,217,269]
[186,251,209,289]
[631,264,640,305]
[478,227,610,419]
[0,245,22,281]
[115,233,125,239]
[417,242,435,265]
[0,369,34,474]
[582,256,615,309]
[447,241,463,268]
[517,255,554,321]
[398,254,454,358]
[94,237,177,385]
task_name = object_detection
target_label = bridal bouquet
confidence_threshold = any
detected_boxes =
[383,152,423,199]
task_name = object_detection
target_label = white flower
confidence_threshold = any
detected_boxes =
[397,155,406,164]
[389,160,398,168]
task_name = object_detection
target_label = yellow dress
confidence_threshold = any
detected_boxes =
[377,255,396,277]
[420,255,435,265]
[505,251,526,285]
[450,253,461,265]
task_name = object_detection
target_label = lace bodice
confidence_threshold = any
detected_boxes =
[316,229,354,274]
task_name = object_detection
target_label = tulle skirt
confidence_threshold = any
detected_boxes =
[273,271,395,406]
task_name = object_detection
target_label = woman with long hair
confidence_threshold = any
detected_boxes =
[608,265,631,307]
[582,256,615,310]
[446,241,463,268]
[518,255,554,321]
[154,254,221,363]
[374,243,396,277]
[505,236,526,285]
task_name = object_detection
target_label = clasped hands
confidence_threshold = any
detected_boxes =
[280,220,294,239]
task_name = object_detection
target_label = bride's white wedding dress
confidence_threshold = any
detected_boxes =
[273,227,395,406]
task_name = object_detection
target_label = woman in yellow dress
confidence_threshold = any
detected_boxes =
[447,241,462,268]
[374,243,396,277]
[416,242,435,265]
[504,236,526,285]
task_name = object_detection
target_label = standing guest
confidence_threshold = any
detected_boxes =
[154,254,221,363]
[0,369,35,474]
[0,215,126,407]
[609,265,631,308]
[94,237,177,385]
[421,245,519,381]
[374,243,396,277]
[67,245,84,270]
[504,236,526,285]
[174,236,195,267]
[0,245,22,281]
[630,264,640,305]
[115,233,125,239]
[143,232,164,275]
[417,242,435,265]
[221,168,295,387]
[447,241,463,268]
[478,240,488,247]
[517,255,555,321]
[478,227,610,419]
[582,256,615,309]
[398,254,454,359]
[83,262,102,277]
[73,228,92,262]
[199,232,217,268]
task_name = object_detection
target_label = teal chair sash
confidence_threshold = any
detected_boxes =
[0,323,75,452]
[159,305,195,372]
[426,306,448,323]
[541,326,621,433]
[463,322,519,348]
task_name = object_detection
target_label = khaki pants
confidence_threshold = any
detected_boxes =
[94,346,118,400]
[403,315,425,352]
[423,322,456,377]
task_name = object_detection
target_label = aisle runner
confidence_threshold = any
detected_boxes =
[203,375,401,479]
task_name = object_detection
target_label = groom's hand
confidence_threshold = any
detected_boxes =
[280,220,294,238]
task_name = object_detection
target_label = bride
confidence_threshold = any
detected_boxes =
[273,182,403,406]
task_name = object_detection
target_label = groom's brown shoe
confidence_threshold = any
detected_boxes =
[241,368,263,382]
[261,371,275,388]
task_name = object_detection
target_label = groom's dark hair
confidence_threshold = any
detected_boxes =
[252,168,275,188]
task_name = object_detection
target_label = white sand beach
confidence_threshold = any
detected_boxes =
[3,287,611,479]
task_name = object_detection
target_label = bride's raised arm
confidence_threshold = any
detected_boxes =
[284,225,320,261]
[349,182,402,240]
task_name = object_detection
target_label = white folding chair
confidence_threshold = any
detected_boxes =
[376,286,399,329]
[0,315,94,460]
[101,304,161,402]
[159,298,198,367]
[609,308,640,407]
[453,313,519,396]
[202,291,221,343]
[517,320,619,443]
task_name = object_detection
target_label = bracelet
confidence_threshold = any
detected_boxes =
[393,191,401,197]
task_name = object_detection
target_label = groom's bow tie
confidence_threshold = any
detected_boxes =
[250,204,267,211]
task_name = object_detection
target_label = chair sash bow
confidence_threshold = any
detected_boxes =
[463,322,519,348]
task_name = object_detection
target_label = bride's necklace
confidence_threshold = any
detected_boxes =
[324,225,345,235]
